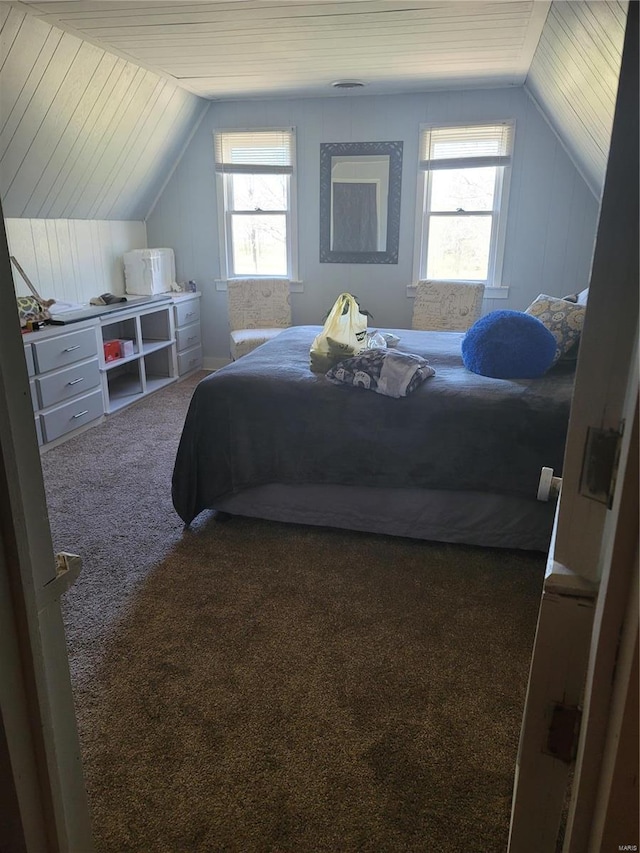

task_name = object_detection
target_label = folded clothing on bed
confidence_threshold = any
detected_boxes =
[326,349,435,397]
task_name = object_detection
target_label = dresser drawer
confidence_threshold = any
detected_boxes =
[177,345,203,376]
[40,389,104,443]
[176,322,201,353]
[174,299,200,328]
[36,358,101,409]
[24,344,35,377]
[33,327,97,373]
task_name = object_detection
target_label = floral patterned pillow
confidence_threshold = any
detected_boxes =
[525,294,586,363]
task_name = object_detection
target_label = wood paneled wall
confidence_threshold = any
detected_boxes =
[5,218,146,303]
[0,5,207,220]
[525,1,627,198]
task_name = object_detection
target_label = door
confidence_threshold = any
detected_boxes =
[0,208,93,850]
[508,3,638,850]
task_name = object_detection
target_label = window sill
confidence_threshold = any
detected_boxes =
[215,279,303,293]
[484,286,510,299]
[406,283,509,299]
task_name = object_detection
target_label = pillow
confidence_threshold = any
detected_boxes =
[559,341,580,363]
[326,348,435,398]
[461,310,557,379]
[525,294,586,362]
[561,287,589,305]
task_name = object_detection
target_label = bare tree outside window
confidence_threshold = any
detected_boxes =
[215,128,296,279]
[416,123,514,287]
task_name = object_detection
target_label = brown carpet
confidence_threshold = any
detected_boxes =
[40,372,545,853]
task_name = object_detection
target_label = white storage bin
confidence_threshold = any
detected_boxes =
[123,248,176,295]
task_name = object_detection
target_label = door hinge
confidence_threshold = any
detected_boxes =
[579,422,624,508]
[544,703,582,764]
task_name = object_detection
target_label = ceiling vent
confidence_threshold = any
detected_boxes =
[331,80,366,89]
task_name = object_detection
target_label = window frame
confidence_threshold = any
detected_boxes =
[412,121,514,295]
[214,127,298,281]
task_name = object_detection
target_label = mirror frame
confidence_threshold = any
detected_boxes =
[319,140,403,264]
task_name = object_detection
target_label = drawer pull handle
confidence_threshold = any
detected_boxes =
[67,377,84,386]
[63,345,81,352]
[72,410,89,419]
[187,335,197,342]
[185,311,194,318]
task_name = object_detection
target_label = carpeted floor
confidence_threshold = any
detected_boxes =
[40,372,545,853]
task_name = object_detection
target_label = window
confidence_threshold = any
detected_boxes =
[214,128,297,280]
[415,122,514,289]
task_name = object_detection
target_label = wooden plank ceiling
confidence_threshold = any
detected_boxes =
[16,0,551,100]
[527,1,627,197]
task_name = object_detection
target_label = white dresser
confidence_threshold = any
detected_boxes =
[24,319,104,448]
[23,292,203,449]
[172,293,203,376]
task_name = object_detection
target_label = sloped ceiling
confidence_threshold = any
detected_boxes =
[525,1,627,199]
[0,4,208,219]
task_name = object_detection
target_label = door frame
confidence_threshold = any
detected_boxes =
[564,389,638,851]
[508,4,638,850]
[0,208,93,850]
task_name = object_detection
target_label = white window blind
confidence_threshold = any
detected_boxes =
[215,129,294,174]
[419,123,514,171]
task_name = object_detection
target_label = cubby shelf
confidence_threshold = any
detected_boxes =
[103,352,140,370]
[99,299,177,414]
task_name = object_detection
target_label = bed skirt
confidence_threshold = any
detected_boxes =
[214,484,555,552]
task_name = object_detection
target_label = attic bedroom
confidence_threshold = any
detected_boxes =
[0,3,637,853]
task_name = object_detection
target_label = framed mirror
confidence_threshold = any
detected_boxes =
[319,141,403,264]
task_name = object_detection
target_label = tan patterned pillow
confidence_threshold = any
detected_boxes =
[525,294,585,363]
[17,296,51,328]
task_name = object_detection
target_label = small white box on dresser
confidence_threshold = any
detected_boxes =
[123,248,176,295]
[172,293,203,377]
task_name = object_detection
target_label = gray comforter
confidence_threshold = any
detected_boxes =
[172,325,575,525]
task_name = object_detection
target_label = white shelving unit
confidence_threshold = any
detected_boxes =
[23,295,200,447]
[99,298,177,413]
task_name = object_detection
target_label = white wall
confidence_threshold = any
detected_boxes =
[4,219,146,304]
[147,87,600,364]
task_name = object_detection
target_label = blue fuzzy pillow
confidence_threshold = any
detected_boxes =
[462,310,557,379]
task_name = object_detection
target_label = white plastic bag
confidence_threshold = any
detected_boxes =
[366,330,387,350]
[310,293,368,373]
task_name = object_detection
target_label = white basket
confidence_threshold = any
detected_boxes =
[123,248,176,295]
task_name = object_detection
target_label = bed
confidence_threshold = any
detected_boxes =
[172,325,575,551]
